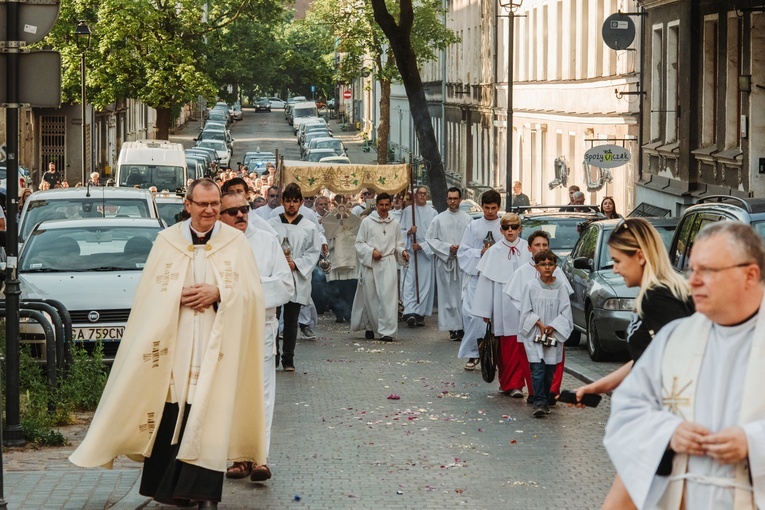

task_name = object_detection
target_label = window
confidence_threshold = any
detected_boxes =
[650,25,664,142]
[666,22,680,143]
[725,14,742,149]
[702,15,718,146]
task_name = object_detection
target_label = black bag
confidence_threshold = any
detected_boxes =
[478,321,498,383]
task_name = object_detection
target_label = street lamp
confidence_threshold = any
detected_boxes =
[74,21,92,184]
[497,0,522,211]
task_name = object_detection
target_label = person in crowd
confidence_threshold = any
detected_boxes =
[472,213,530,395]
[61,180,70,188]
[267,183,321,371]
[314,195,330,222]
[18,188,32,218]
[41,161,61,189]
[219,192,293,484]
[400,186,438,327]
[574,217,693,509]
[252,196,266,210]
[352,189,374,216]
[254,186,281,221]
[425,187,472,340]
[567,185,581,204]
[518,250,573,418]
[221,178,277,236]
[39,181,51,191]
[457,189,503,370]
[505,230,573,402]
[324,200,361,323]
[70,178,266,510]
[89,171,101,185]
[511,181,530,208]
[350,192,409,341]
[600,196,622,219]
[303,195,316,211]
[604,221,765,510]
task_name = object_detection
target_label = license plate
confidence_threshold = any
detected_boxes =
[72,327,125,342]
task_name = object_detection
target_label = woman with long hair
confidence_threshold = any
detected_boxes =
[600,196,621,219]
[575,218,693,509]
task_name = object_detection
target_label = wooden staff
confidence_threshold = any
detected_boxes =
[408,154,420,304]
[277,152,283,188]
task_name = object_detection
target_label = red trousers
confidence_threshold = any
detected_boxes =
[497,335,565,396]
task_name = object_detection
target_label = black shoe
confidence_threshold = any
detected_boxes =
[275,355,280,368]
[198,502,218,510]
[406,315,416,328]
[457,329,464,339]
[381,336,393,342]
[543,405,552,415]
[415,314,425,327]
[449,331,458,341]
[547,395,558,406]
[532,405,546,418]
[365,330,374,339]
[526,395,535,405]
[336,317,345,323]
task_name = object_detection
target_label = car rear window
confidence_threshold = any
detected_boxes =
[522,217,584,253]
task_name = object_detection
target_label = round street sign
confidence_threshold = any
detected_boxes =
[584,144,631,169]
[602,13,636,50]
[343,90,352,100]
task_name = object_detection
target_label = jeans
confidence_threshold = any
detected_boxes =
[280,301,301,366]
[530,362,556,406]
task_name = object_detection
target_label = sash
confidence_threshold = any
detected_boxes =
[659,294,765,509]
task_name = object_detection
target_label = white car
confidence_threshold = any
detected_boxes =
[268,97,285,109]
[196,139,231,168]
[19,218,164,361]
[0,164,31,197]
[319,156,351,164]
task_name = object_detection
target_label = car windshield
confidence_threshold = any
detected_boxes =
[21,225,160,272]
[598,222,677,269]
[200,131,225,140]
[315,140,341,150]
[119,164,185,191]
[294,108,318,118]
[307,151,335,162]
[157,201,186,226]
[21,197,153,242]
[198,141,226,151]
[522,217,584,254]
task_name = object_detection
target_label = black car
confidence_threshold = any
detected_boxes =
[254,97,271,112]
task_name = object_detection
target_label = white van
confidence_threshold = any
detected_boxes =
[116,140,187,191]
[291,102,319,134]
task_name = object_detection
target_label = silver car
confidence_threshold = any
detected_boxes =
[19,218,163,361]
[561,217,678,361]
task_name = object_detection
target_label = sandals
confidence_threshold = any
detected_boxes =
[250,464,272,482]
[225,461,253,479]
[464,359,479,371]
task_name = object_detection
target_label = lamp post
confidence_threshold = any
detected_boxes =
[497,0,522,211]
[74,21,91,185]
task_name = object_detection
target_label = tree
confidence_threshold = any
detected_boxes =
[370,0,455,211]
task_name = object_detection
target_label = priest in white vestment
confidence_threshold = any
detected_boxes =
[471,213,530,395]
[604,222,765,510]
[350,192,409,341]
[254,185,282,221]
[456,190,503,369]
[400,186,438,327]
[323,204,362,323]
[425,187,472,340]
[70,180,266,510]
[268,183,321,371]
[219,192,293,483]
[505,230,573,400]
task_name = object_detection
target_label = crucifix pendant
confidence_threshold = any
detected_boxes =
[383,228,387,235]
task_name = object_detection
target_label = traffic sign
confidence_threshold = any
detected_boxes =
[602,13,636,50]
[0,1,61,45]
[343,90,352,100]
[0,51,62,107]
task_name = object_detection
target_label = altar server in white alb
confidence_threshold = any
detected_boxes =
[268,183,321,372]
[425,187,472,341]
[218,192,294,483]
[471,213,530,395]
[456,189,503,370]
[505,230,573,401]
[604,221,765,510]
[350,192,409,341]
[400,186,438,328]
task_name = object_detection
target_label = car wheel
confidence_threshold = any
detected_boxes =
[586,309,607,361]
[565,330,581,347]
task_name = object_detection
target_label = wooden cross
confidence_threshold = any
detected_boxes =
[155,263,179,292]
[142,341,168,368]
[662,376,692,419]
[138,412,156,434]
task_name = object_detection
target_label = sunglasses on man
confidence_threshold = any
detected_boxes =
[501,224,521,231]
[221,205,250,216]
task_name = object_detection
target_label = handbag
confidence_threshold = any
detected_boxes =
[478,320,498,383]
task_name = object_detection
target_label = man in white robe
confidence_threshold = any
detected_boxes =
[254,185,281,221]
[471,213,530,395]
[457,189,503,369]
[400,186,438,327]
[222,178,278,237]
[70,179,266,510]
[350,192,409,341]
[219,192,293,483]
[268,183,321,371]
[425,187,473,340]
[604,222,765,510]
[323,203,362,323]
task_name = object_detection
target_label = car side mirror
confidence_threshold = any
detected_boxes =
[573,257,593,271]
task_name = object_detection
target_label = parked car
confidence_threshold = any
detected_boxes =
[243,151,276,172]
[0,163,31,196]
[197,128,233,151]
[254,97,271,112]
[268,97,285,109]
[196,139,231,168]
[319,156,351,164]
[313,138,347,156]
[518,206,604,263]
[300,131,332,157]
[561,217,679,360]
[669,195,765,272]
[327,98,336,109]
[19,187,160,244]
[230,102,243,120]
[305,148,338,162]
[155,193,187,227]
[19,218,163,361]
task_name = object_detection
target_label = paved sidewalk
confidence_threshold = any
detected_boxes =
[0,311,614,509]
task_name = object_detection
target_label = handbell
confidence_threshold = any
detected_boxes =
[318,254,331,274]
